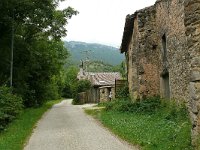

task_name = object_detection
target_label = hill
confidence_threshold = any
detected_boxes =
[83,60,114,72]
[64,41,124,66]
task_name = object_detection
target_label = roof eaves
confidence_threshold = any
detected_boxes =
[120,14,136,53]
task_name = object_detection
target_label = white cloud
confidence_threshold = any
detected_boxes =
[59,0,157,47]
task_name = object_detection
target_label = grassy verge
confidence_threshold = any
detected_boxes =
[0,99,61,150]
[85,99,193,150]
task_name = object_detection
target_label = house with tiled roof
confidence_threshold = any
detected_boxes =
[77,67,122,103]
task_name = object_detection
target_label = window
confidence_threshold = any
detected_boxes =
[162,72,170,99]
[161,34,170,99]
[162,34,167,62]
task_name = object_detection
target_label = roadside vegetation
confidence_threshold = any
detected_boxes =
[85,97,193,150]
[0,0,77,126]
[61,66,92,104]
[72,80,91,105]
[0,0,78,147]
[0,86,23,130]
[0,99,61,150]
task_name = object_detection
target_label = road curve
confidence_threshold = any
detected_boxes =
[24,99,137,150]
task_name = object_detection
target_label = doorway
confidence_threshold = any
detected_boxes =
[161,72,170,99]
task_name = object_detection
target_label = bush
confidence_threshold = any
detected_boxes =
[23,76,62,107]
[62,83,72,98]
[62,66,79,98]
[115,83,129,98]
[76,80,91,93]
[0,86,23,130]
[103,96,162,114]
[72,80,91,105]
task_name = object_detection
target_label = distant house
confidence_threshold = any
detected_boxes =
[77,68,121,103]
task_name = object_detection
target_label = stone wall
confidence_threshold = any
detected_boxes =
[126,17,138,99]
[184,0,200,142]
[125,0,192,101]
[137,6,160,99]
[121,0,200,142]
[155,0,190,101]
[99,87,114,102]
[126,0,193,105]
[126,6,160,100]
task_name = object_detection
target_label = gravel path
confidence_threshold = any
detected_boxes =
[24,99,137,150]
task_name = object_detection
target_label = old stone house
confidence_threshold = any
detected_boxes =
[99,86,114,102]
[77,67,121,103]
[120,0,200,140]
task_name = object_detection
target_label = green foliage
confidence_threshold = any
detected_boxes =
[103,97,161,114]
[76,80,92,93]
[72,80,92,105]
[16,40,68,107]
[115,83,129,98]
[62,66,91,104]
[62,66,79,98]
[76,60,126,73]
[62,83,72,98]
[100,111,192,150]
[84,61,116,72]
[85,109,103,119]
[112,61,126,78]
[0,86,23,131]
[0,0,77,107]
[0,99,61,150]
[89,98,193,150]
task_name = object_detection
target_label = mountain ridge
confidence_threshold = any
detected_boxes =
[64,41,124,66]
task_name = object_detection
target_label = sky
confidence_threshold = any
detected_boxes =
[59,0,157,47]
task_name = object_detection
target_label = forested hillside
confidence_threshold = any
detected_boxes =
[64,41,124,65]
[82,61,115,72]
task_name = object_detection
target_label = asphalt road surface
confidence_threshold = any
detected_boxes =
[24,99,137,150]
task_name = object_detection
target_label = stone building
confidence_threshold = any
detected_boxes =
[120,0,200,140]
[99,86,115,102]
[77,68,121,103]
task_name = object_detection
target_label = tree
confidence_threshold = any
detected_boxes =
[62,66,79,98]
[112,61,126,78]
[0,0,78,107]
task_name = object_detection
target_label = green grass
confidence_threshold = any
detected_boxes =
[85,101,193,150]
[0,99,62,150]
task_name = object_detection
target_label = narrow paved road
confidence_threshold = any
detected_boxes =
[24,99,137,150]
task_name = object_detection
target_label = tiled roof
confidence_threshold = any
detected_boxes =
[78,71,122,86]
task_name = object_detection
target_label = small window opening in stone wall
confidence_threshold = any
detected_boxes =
[161,72,170,99]
[102,89,105,94]
[161,34,170,99]
[162,34,167,62]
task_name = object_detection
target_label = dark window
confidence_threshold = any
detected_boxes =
[161,34,170,99]
[162,34,167,62]
[162,72,170,99]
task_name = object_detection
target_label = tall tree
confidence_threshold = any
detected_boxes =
[0,0,78,106]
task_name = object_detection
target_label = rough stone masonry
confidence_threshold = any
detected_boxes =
[120,0,200,143]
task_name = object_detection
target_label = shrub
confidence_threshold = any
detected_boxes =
[62,83,72,98]
[104,96,162,114]
[115,83,129,98]
[72,80,91,105]
[0,86,23,130]
[76,80,91,93]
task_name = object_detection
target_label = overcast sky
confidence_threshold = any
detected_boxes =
[59,0,156,47]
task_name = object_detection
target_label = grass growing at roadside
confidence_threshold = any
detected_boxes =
[85,98,193,150]
[0,99,61,150]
